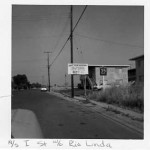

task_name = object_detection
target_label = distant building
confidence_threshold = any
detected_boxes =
[80,65,129,90]
[129,55,144,84]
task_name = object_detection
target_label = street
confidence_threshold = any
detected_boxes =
[12,89,142,139]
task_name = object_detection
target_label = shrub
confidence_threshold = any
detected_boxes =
[88,84,144,113]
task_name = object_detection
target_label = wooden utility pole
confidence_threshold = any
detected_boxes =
[70,5,74,98]
[44,51,52,92]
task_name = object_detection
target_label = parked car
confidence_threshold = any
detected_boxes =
[40,87,47,92]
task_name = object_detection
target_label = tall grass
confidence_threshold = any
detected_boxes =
[88,84,144,113]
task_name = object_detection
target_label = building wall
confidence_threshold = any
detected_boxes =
[95,67,128,86]
[135,58,144,83]
[95,67,101,86]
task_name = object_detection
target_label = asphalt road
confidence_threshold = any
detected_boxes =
[12,89,142,139]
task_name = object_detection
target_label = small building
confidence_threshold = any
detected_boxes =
[129,55,144,83]
[80,65,129,89]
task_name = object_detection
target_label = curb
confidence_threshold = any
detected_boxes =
[49,91,143,136]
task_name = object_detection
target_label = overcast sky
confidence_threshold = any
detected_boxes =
[12,5,144,86]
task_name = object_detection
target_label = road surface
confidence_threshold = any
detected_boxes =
[12,89,142,139]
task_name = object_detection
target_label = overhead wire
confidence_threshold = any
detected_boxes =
[50,5,88,66]
[49,17,70,64]
[12,14,70,22]
[12,35,68,39]
[13,58,44,63]
[12,13,70,18]
[75,33,144,49]
[53,17,69,50]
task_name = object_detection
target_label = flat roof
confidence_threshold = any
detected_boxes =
[129,55,144,61]
[88,64,130,68]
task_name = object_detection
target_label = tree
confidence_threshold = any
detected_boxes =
[31,82,42,88]
[13,74,30,89]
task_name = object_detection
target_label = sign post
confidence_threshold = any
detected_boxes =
[84,75,86,97]
[100,67,107,88]
[68,63,88,99]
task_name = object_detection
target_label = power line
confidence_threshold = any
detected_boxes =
[13,17,70,22]
[12,14,70,22]
[12,34,69,39]
[50,17,70,58]
[50,5,88,66]
[75,33,144,49]
[12,13,70,18]
[50,37,70,66]
[13,58,44,63]
[72,6,87,33]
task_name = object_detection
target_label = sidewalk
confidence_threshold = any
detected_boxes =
[50,90,143,135]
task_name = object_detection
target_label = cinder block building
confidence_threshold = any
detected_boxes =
[80,65,129,89]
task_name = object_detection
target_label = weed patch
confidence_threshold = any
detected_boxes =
[88,84,144,113]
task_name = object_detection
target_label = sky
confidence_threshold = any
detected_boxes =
[0,1,150,145]
[12,5,144,86]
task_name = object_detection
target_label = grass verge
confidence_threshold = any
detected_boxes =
[88,84,144,113]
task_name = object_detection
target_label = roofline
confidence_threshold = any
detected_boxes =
[129,55,144,61]
[128,68,136,71]
[88,64,130,68]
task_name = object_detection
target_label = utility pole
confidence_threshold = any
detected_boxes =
[70,5,74,98]
[44,51,52,92]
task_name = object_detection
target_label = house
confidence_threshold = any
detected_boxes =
[80,64,129,90]
[129,55,144,84]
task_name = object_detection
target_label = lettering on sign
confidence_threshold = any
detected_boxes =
[68,63,88,75]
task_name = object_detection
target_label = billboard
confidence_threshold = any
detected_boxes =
[68,63,88,75]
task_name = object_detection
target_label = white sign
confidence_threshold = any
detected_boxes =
[68,63,88,75]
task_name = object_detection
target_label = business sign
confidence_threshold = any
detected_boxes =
[68,63,88,75]
[100,67,107,76]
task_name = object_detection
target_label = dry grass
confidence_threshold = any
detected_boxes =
[88,84,144,113]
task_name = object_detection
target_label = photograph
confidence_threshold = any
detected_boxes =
[11,5,144,139]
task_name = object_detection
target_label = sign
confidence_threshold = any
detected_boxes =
[68,63,88,75]
[100,67,107,76]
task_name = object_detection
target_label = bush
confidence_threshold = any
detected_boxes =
[88,84,144,112]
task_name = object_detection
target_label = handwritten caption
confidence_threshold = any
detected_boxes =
[8,139,112,148]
